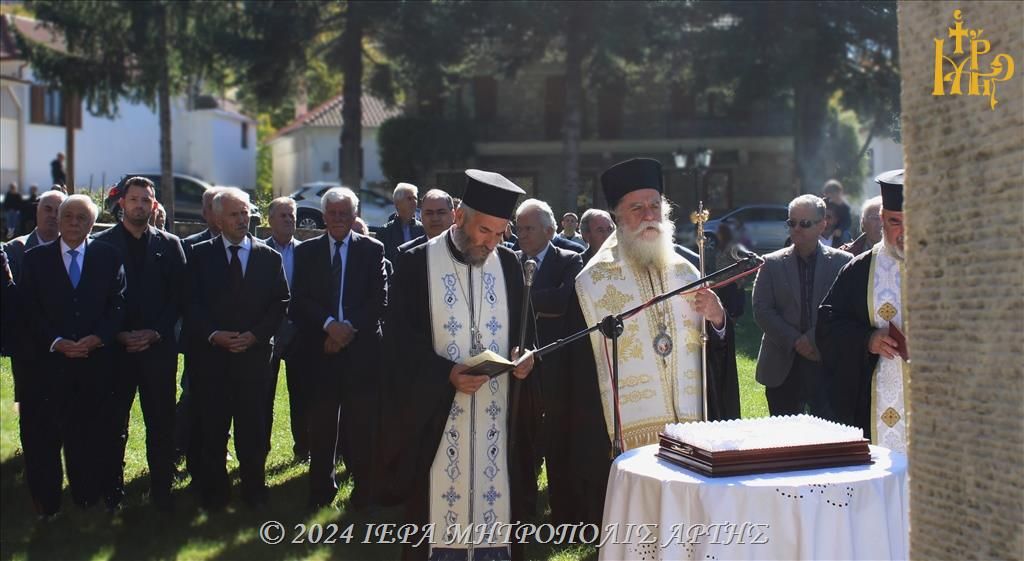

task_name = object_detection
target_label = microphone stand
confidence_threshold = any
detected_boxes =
[509,259,537,456]
[528,255,764,457]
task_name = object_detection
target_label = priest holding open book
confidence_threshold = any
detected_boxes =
[818,169,910,453]
[379,169,540,561]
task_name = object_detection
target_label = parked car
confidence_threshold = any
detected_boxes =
[676,204,790,255]
[104,172,260,230]
[288,182,394,230]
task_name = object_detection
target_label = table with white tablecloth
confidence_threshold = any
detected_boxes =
[600,445,908,561]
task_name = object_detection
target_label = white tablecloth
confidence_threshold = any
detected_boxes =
[600,445,908,561]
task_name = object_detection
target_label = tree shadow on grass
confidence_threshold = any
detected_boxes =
[1,452,407,561]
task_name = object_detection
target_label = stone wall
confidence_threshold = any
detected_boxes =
[898,2,1024,559]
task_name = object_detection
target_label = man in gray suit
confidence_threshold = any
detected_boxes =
[752,194,852,416]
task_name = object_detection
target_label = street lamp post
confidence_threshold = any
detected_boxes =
[672,146,713,209]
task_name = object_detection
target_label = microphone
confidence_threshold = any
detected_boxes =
[729,244,760,261]
[524,259,538,287]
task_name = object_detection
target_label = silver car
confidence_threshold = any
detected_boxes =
[676,204,790,255]
[288,182,393,230]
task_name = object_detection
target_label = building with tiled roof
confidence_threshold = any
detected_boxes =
[266,93,403,196]
[1,14,257,197]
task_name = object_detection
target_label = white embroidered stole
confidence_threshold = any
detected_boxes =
[868,242,909,453]
[574,233,704,451]
[425,234,511,557]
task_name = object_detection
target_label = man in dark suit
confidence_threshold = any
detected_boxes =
[175,186,225,481]
[4,190,66,403]
[397,189,454,254]
[94,177,186,511]
[514,198,583,524]
[186,188,289,510]
[377,182,424,263]
[291,187,387,510]
[752,195,852,416]
[18,195,125,516]
[261,196,306,461]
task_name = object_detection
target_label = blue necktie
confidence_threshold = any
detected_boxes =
[67,249,81,288]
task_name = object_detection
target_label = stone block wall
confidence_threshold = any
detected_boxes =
[898,2,1023,559]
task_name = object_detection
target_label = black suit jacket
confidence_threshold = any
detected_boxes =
[5,229,45,283]
[182,228,215,258]
[19,238,126,380]
[397,233,429,255]
[94,223,187,345]
[290,232,387,359]
[378,217,424,263]
[518,243,584,346]
[185,236,289,363]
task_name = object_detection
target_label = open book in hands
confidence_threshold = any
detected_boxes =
[463,349,533,378]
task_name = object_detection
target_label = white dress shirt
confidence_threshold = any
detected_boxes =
[323,231,355,331]
[222,235,252,276]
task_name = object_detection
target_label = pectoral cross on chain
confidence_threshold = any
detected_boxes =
[468,266,485,357]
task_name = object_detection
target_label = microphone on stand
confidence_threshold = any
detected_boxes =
[729,243,762,262]
[510,259,538,454]
[523,259,538,288]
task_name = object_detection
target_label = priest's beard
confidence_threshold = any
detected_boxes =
[451,225,493,267]
[617,213,676,271]
[885,238,905,261]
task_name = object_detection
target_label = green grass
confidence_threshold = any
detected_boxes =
[0,289,767,560]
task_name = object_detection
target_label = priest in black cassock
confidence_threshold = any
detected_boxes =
[817,169,909,453]
[562,158,741,526]
[379,169,541,561]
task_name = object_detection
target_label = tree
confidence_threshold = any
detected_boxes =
[22,0,232,225]
[690,1,900,193]
[227,2,402,191]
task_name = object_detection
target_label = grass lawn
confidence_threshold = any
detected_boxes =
[0,288,766,560]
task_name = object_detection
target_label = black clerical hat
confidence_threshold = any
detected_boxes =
[461,169,525,219]
[875,169,904,212]
[600,158,664,209]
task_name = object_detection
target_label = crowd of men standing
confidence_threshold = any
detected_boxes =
[0,164,900,543]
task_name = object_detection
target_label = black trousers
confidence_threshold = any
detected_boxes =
[307,347,379,508]
[267,354,309,457]
[766,354,831,417]
[540,354,574,525]
[104,346,177,504]
[193,350,272,507]
[20,357,113,513]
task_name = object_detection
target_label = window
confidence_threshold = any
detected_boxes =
[176,178,205,203]
[29,86,81,128]
[241,122,249,149]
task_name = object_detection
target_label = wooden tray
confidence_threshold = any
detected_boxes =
[657,433,871,477]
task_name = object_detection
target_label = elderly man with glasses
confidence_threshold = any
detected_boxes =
[751,194,853,417]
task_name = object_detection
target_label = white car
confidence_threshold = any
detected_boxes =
[288,182,393,230]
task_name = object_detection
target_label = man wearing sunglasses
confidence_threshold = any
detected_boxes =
[817,169,909,454]
[753,195,853,417]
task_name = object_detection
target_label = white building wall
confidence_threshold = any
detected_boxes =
[6,66,255,194]
[269,126,386,194]
[860,136,904,200]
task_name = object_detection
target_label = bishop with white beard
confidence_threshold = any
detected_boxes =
[561,158,741,526]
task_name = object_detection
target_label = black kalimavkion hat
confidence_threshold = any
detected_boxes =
[600,158,664,209]
[461,169,526,219]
